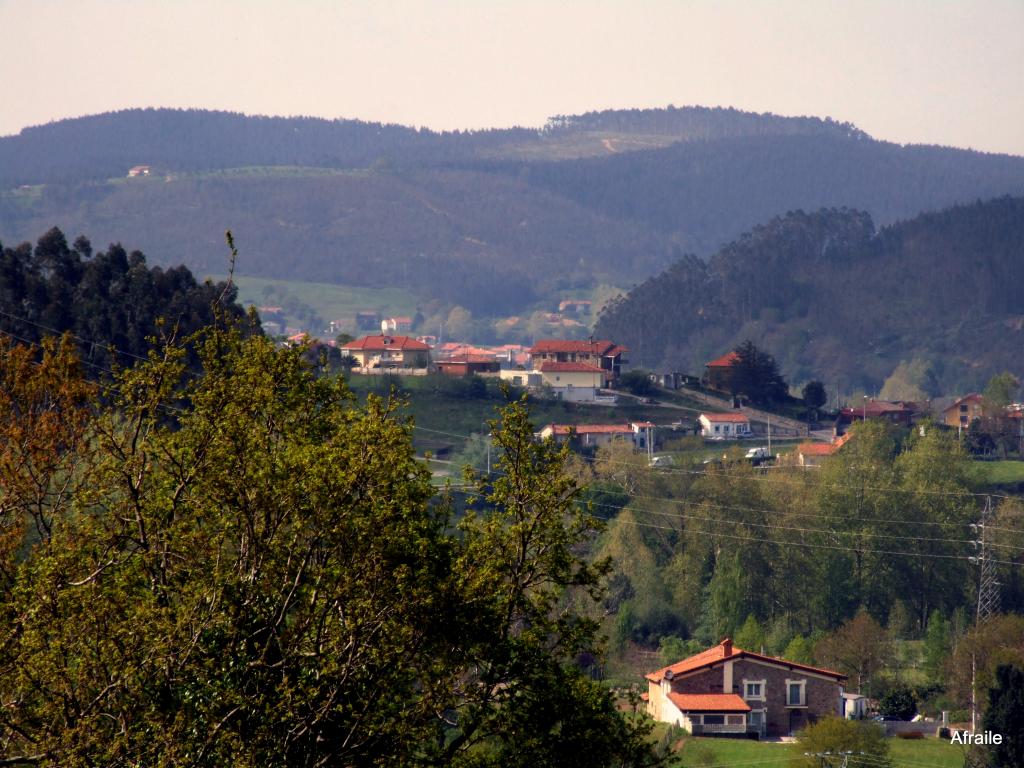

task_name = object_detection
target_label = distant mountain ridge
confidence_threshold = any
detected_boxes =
[594,196,1024,394]
[2,106,1024,324]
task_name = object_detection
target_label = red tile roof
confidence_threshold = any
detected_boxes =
[646,639,845,683]
[544,424,633,436]
[700,412,750,423]
[529,339,627,356]
[438,355,497,365]
[706,351,740,368]
[539,361,605,374]
[342,335,430,351]
[667,693,751,713]
[798,442,836,457]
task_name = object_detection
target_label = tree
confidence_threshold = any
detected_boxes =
[983,372,1019,414]
[802,380,827,419]
[795,717,891,768]
[878,685,916,720]
[923,610,951,681]
[619,369,657,396]
[734,614,765,652]
[815,610,891,697]
[0,329,663,767]
[879,358,937,403]
[982,665,1024,768]
[947,615,1024,719]
[730,340,788,406]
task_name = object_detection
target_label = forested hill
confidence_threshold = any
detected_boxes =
[0,105,865,187]
[595,196,1024,395]
[3,106,1024,318]
[0,226,248,372]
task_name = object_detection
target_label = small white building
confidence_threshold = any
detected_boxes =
[698,412,751,438]
[843,692,867,719]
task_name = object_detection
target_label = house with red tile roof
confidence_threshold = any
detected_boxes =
[537,421,655,450]
[339,335,431,370]
[705,351,740,390]
[528,339,628,381]
[646,639,847,738]
[793,433,852,467]
[698,412,752,439]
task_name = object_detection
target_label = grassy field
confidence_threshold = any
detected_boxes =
[208,274,420,329]
[976,459,1024,485]
[658,733,965,767]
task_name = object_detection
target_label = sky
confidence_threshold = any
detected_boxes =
[2,0,1023,155]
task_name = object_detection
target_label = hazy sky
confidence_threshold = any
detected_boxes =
[2,0,1023,155]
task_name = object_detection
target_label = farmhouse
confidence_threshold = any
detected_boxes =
[646,638,847,738]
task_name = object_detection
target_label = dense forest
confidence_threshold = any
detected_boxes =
[3,107,1024,317]
[0,227,248,371]
[595,196,1024,394]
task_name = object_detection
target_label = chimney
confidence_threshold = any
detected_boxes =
[721,637,733,656]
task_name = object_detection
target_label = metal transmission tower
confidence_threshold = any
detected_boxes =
[970,496,1000,622]
[969,495,1001,733]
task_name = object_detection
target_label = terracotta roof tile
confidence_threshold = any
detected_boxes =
[544,424,633,436]
[646,639,845,683]
[342,335,430,351]
[539,361,605,373]
[706,351,740,368]
[700,412,750,423]
[667,693,751,713]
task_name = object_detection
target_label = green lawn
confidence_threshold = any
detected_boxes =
[976,459,1024,485]
[664,734,964,768]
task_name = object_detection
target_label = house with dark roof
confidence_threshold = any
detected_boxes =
[528,339,628,381]
[339,335,431,370]
[646,639,848,738]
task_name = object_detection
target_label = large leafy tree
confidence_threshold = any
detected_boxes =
[0,327,660,767]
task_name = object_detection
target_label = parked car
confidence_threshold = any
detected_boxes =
[745,446,771,460]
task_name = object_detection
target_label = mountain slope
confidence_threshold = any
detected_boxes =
[594,196,1024,394]
[3,107,1024,320]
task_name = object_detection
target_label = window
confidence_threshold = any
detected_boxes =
[748,710,764,728]
[714,425,721,433]
[960,404,968,413]
[702,715,724,725]
[726,715,745,726]
[786,680,806,706]
[744,681,765,700]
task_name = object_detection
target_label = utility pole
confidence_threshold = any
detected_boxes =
[968,496,1000,732]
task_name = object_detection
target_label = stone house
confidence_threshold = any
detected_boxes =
[646,639,848,738]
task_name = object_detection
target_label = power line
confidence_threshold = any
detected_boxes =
[422,425,1024,540]
[446,487,1024,567]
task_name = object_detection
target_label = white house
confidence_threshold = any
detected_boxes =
[698,412,751,438]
